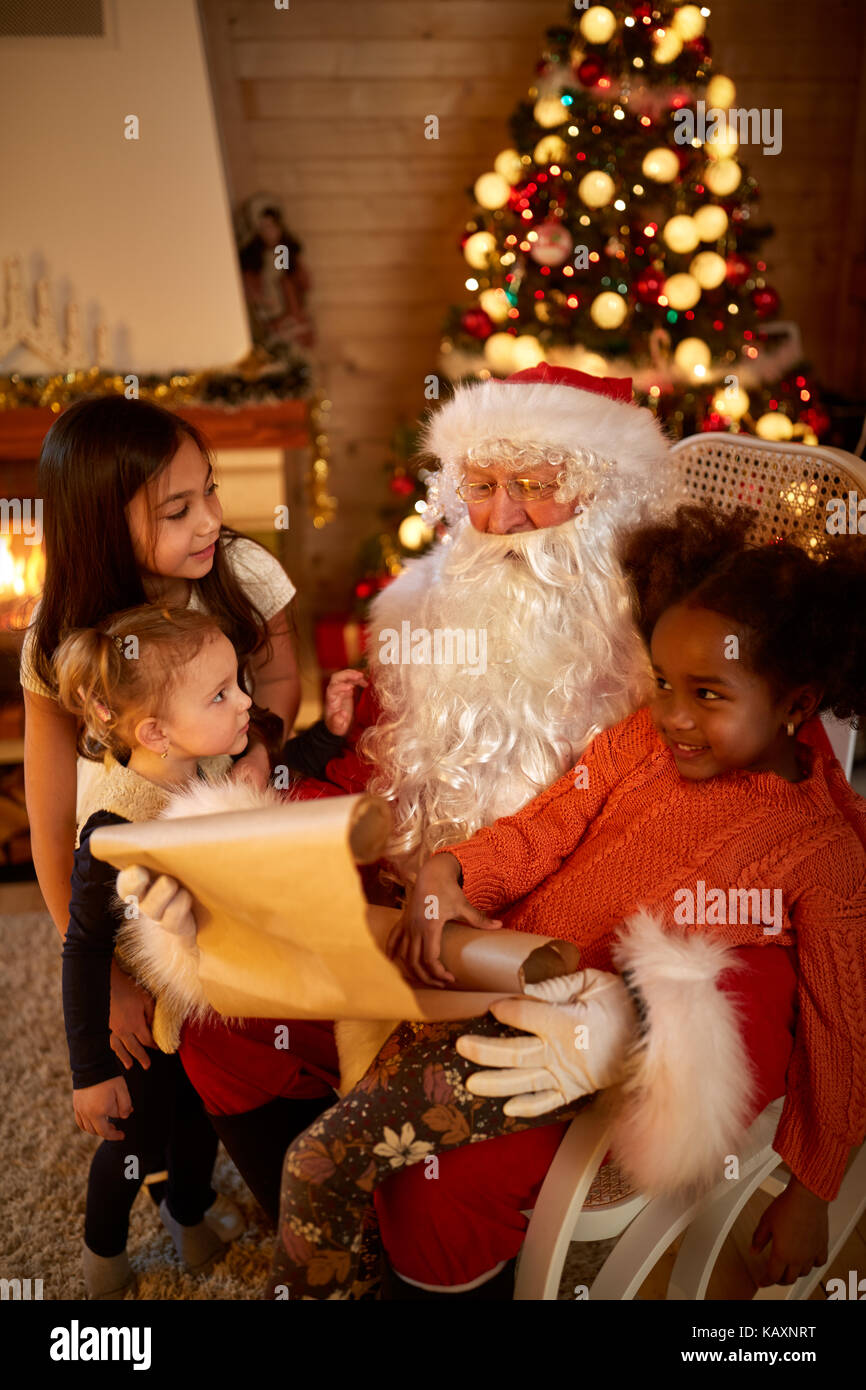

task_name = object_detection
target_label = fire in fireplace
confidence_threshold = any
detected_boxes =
[0,525,44,631]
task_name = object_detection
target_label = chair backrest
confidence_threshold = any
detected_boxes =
[668,432,866,554]
[667,434,866,779]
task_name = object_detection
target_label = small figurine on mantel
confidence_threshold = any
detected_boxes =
[236,194,314,359]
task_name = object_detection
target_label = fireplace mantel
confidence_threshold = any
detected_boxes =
[0,399,310,460]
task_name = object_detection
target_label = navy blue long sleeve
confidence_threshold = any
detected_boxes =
[62,809,131,1090]
[280,719,346,780]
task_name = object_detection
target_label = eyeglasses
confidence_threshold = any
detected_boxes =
[456,473,566,504]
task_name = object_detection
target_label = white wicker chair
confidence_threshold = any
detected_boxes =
[515,433,866,1301]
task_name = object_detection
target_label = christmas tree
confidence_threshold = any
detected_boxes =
[441,0,827,445]
[354,0,829,602]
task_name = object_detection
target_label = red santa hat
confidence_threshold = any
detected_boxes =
[421,363,671,524]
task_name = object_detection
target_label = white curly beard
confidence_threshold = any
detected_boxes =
[360,509,655,880]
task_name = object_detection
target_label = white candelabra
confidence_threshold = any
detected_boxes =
[0,258,109,373]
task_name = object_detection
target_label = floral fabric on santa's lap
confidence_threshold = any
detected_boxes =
[267,1014,589,1300]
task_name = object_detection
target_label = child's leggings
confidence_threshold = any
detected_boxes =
[85,1048,217,1258]
[266,1014,590,1300]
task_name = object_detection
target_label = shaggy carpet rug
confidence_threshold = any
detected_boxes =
[0,909,612,1301]
[0,910,271,1301]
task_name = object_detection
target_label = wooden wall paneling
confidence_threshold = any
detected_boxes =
[224,1,567,43]
[248,118,510,162]
[233,38,543,81]
[241,77,545,122]
[709,0,866,396]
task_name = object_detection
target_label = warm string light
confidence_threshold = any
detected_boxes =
[308,397,337,529]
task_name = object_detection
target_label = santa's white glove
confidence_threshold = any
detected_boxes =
[455,969,638,1117]
[115,866,197,943]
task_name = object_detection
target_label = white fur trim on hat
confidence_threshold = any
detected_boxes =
[607,907,757,1197]
[421,377,672,523]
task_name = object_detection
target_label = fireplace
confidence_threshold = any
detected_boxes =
[0,456,44,872]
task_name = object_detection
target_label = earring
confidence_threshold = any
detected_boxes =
[786,720,795,737]
[161,747,169,760]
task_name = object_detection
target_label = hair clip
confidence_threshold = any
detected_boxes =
[113,634,124,651]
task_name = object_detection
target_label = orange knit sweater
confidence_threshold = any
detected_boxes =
[446,705,866,1201]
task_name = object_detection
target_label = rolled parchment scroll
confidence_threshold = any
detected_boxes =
[91,792,577,1024]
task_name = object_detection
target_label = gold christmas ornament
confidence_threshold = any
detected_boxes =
[579,6,617,45]
[673,337,712,378]
[712,384,750,420]
[672,5,706,41]
[533,134,568,164]
[398,514,434,551]
[706,75,736,109]
[579,352,610,377]
[590,292,628,329]
[578,170,616,208]
[511,334,545,369]
[756,411,795,441]
[703,130,739,160]
[474,171,511,210]
[663,273,702,310]
[463,231,498,269]
[693,204,729,241]
[653,28,683,64]
[641,147,680,183]
[483,331,519,373]
[689,250,728,289]
[478,288,510,323]
[704,159,742,196]
[493,148,524,185]
[662,214,701,254]
[534,96,567,129]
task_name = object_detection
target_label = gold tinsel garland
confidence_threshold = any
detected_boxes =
[1,366,228,411]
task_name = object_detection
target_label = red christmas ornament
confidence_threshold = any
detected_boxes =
[389,473,416,497]
[725,253,752,288]
[508,180,533,211]
[701,412,727,432]
[355,580,374,600]
[529,219,574,267]
[751,286,780,319]
[461,308,494,340]
[801,404,831,437]
[633,269,664,304]
[576,57,604,87]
